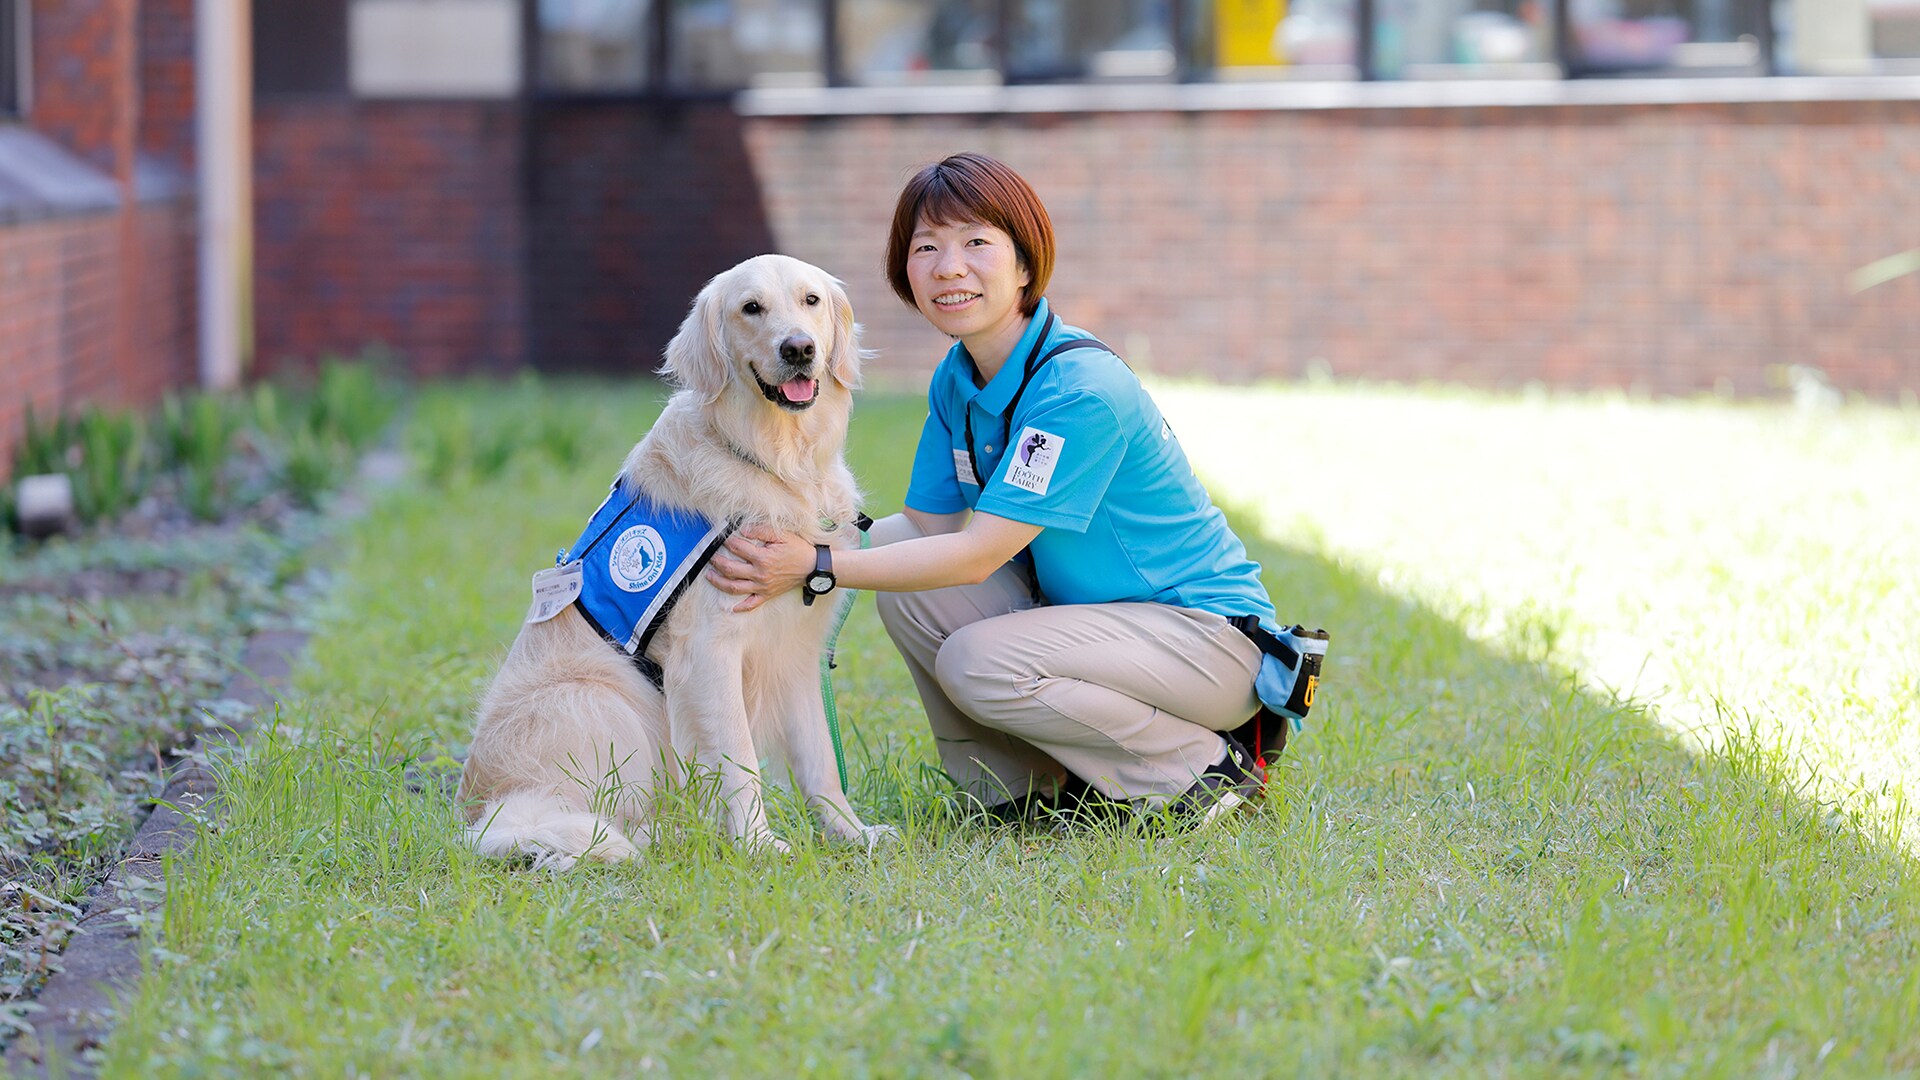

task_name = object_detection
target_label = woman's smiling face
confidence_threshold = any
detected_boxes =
[905,216,1032,346]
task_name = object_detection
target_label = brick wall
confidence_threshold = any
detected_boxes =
[27,0,136,175]
[527,102,775,374]
[242,94,1919,396]
[139,0,198,168]
[251,100,779,379]
[0,202,198,477]
[251,100,525,378]
[741,102,1920,397]
[0,0,198,481]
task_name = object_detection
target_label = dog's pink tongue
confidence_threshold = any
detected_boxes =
[781,377,818,404]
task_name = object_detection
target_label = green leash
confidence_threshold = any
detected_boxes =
[818,525,871,791]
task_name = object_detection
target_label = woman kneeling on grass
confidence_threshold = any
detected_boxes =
[708,151,1285,829]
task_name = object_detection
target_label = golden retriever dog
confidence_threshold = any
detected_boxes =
[457,254,893,868]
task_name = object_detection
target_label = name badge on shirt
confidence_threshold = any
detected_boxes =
[1004,427,1065,496]
[953,447,980,487]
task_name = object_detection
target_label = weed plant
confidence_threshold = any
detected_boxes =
[70,409,151,524]
[158,393,245,521]
[88,380,1920,1077]
[4,353,400,532]
[9,407,75,479]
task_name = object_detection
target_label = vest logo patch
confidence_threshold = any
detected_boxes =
[1004,427,1063,495]
[609,524,669,593]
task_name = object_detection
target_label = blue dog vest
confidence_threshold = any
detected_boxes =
[561,477,735,689]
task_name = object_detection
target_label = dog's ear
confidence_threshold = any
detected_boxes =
[658,277,729,402]
[824,275,864,390]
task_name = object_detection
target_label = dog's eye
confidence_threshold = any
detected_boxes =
[804,293,820,307]
[742,301,763,316]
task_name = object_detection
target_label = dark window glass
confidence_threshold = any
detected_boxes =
[840,0,999,84]
[1374,0,1556,78]
[1,0,23,116]
[254,0,351,96]
[668,0,825,89]
[541,0,652,90]
[1006,0,1179,81]
[1569,0,1769,75]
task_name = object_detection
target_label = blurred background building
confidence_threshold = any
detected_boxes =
[3,0,1917,463]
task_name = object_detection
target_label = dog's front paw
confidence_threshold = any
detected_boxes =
[857,823,900,851]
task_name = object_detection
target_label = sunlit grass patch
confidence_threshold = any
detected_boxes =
[96,377,1920,1077]
[1154,378,1920,854]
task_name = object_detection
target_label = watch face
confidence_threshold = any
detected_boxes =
[806,571,835,593]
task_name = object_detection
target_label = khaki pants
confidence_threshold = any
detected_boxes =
[870,516,1263,808]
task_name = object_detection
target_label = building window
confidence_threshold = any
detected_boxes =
[254,0,350,97]
[1784,0,1920,74]
[1,0,28,117]
[668,0,826,89]
[1213,0,1359,77]
[540,0,652,91]
[1006,0,1180,81]
[1374,0,1556,78]
[1567,0,1769,76]
[838,0,999,85]
[349,0,522,97]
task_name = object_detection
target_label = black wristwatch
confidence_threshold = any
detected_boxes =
[801,544,836,606]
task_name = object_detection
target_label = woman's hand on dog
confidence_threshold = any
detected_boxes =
[708,525,814,611]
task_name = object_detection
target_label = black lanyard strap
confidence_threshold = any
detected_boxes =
[957,313,1116,605]
[961,313,1115,489]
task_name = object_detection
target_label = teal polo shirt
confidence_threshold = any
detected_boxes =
[905,298,1278,624]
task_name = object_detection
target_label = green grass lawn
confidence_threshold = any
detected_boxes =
[88,377,1919,1078]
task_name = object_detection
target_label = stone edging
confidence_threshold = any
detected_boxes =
[1,630,310,1080]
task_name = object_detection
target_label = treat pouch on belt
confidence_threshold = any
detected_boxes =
[1229,617,1330,768]
[527,477,734,689]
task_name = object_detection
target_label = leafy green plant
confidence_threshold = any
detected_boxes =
[249,383,286,441]
[159,393,242,521]
[409,400,475,485]
[280,424,343,509]
[10,405,74,479]
[535,410,588,469]
[471,420,520,481]
[69,409,150,524]
[308,355,397,455]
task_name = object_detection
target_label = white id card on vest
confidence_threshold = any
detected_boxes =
[526,562,585,624]
[953,447,980,487]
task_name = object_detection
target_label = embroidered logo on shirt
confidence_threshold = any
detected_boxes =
[608,524,669,592]
[953,447,980,487]
[1004,427,1063,495]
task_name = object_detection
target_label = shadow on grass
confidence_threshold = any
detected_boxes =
[1219,509,1920,1068]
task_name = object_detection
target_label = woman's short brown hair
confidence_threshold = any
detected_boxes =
[885,152,1054,318]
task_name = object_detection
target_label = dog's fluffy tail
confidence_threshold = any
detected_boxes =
[464,791,643,871]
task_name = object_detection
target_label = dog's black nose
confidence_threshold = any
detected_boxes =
[780,335,816,366]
